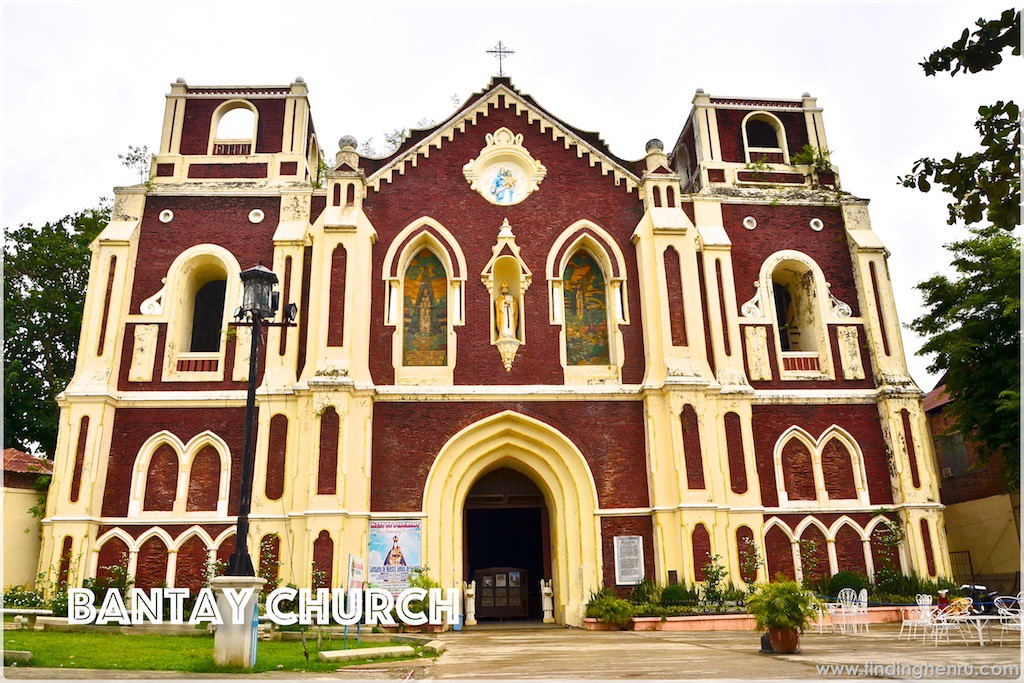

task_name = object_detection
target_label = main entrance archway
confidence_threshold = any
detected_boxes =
[421,410,601,626]
[464,468,551,620]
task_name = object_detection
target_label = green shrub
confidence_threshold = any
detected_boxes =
[584,589,633,627]
[627,580,662,606]
[746,581,820,631]
[824,570,868,597]
[632,602,747,618]
[661,583,699,606]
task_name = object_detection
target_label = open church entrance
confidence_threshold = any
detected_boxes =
[464,467,551,621]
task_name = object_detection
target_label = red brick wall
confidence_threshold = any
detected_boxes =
[664,246,687,346]
[821,438,857,500]
[187,163,267,179]
[217,535,235,567]
[143,445,178,511]
[692,524,712,581]
[313,531,333,588]
[765,525,795,580]
[327,245,347,347]
[317,407,339,495]
[736,526,757,583]
[901,409,921,489]
[175,535,208,593]
[724,411,748,494]
[58,536,73,586]
[600,516,656,594]
[363,104,646,385]
[920,518,936,576]
[265,414,287,501]
[370,401,648,511]
[179,98,286,155]
[70,416,89,503]
[751,404,893,507]
[781,439,816,501]
[799,525,829,586]
[870,523,902,573]
[135,536,168,591]
[259,534,281,584]
[715,109,810,163]
[102,408,248,518]
[680,404,705,489]
[96,537,129,583]
[835,524,867,575]
[185,446,220,511]
[929,407,1006,505]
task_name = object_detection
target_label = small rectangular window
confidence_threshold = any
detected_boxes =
[934,432,969,476]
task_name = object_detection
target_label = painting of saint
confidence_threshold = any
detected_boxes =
[489,166,517,204]
[403,249,448,366]
[563,251,610,365]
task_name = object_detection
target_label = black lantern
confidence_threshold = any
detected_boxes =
[239,265,279,320]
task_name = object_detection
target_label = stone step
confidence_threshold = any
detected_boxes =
[318,645,415,662]
[4,650,33,665]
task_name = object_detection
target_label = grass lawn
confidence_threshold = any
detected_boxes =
[2,630,425,673]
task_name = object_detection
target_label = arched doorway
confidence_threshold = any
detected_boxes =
[421,410,601,626]
[464,468,551,620]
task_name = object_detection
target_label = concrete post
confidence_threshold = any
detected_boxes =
[211,575,265,669]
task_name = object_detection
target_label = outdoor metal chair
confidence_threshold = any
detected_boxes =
[931,599,972,646]
[899,593,934,640]
[994,596,1021,646]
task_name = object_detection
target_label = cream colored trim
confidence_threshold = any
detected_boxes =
[127,430,231,517]
[740,111,790,164]
[772,425,871,508]
[366,84,639,193]
[206,99,258,155]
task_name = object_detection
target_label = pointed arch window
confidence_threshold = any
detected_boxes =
[403,249,449,367]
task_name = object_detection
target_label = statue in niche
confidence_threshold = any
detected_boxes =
[495,279,519,341]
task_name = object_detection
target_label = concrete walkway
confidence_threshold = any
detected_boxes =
[5,624,1021,679]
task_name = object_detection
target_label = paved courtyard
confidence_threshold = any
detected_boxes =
[5,624,1021,679]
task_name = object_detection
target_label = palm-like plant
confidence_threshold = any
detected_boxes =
[746,580,820,631]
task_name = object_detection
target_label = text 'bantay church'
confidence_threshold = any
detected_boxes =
[42,74,948,626]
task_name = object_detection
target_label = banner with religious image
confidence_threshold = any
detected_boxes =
[368,519,422,596]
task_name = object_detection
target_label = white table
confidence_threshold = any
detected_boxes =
[951,614,1005,646]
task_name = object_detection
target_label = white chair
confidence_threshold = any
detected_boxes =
[931,599,971,646]
[834,588,858,634]
[994,596,1021,646]
[899,593,934,640]
[855,588,871,633]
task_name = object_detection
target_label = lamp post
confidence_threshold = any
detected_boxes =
[225,264,295,577]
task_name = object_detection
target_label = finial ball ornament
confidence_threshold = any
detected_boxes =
[296,76,305,83]
[176,77,186,84]
[339,135,358,150]
[645,139,664,153]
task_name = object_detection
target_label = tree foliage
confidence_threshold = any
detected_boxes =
[900,9,1021,485]
[899,9,1020,231]
[3,201,110,456]
[910,227,1020,483]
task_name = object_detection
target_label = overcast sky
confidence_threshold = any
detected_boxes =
[2,0,1019,391]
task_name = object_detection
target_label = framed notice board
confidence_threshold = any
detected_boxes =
[474,567,529,619]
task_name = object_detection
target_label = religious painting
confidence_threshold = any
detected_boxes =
[563,251,610,365]
[483,163,525,205]
[402,249,448,366]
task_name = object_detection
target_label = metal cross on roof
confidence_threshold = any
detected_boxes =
[487,41,515,77]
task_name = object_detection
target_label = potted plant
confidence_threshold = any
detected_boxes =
[745,580,819,654]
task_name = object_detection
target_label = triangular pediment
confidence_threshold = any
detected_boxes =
[363,78,641,194]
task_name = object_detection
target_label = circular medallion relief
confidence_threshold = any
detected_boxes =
[158,209,174,224]
[249,209,265,224]
[809,218,824,232]
[480,159,530,206]
[743,216,757,230]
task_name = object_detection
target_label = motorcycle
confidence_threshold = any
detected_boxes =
[959,584,999,614]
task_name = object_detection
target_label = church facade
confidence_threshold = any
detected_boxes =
[40,77,949,626]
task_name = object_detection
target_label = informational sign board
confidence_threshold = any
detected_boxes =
[368,519,422,596]
[347,554,365,590]
[613,535,645,585]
